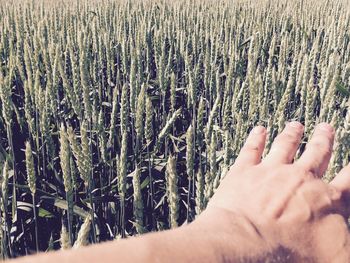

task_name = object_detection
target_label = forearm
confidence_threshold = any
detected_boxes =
[10,225,220,263]
[10,209,278,263]
[10,227,217,263]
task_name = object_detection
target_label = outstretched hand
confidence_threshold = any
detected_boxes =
[12,122,350,263]
[195,122,350,262]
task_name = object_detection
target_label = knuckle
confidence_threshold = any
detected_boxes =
[269,167,285,179]
[327,185,342,201]
[275,131,300,147]
[294,165,314,180]
[309,139,332,156]
[242,142,260,153]
[284,130,300,141]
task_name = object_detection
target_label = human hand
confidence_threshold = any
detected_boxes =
[11,122,350,263]
[192,122,350,262]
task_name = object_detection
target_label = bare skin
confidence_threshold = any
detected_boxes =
[11,122,350,262]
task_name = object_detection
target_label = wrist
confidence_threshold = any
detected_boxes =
[188,207,278,262]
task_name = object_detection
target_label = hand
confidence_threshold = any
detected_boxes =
[13,122,350,263]
[193,122,350,262]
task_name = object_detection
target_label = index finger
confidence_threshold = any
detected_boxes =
[232,126,267,171]
[296,123,335,177]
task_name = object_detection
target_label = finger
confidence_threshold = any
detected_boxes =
[329,164,350,216]
[264,121,304,164]
[299,180,334,215]
[233,126,266,170]
[296,123,334,178]
[330,164,350,193]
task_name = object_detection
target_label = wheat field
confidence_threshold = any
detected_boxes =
[0,0,349,258]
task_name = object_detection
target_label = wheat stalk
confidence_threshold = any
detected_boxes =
[60,224,71,250]
[166,155,179,228]
[157,108,182,147]
[73,216,92,248]
[132,167,145,234]
[25,141,39,252]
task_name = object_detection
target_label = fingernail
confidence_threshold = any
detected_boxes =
[288,121,304,130]
[253,126,265,134]
[318,122,334,133]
